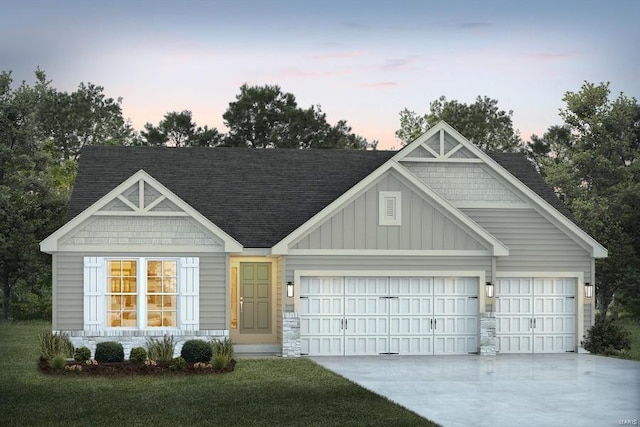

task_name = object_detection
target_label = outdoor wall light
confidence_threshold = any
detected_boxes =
[584,282,593,298]
[286,281,294,298]
[485,282,494,298]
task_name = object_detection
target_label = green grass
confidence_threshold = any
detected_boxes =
[0,322,436,427]
[620,317,640,361]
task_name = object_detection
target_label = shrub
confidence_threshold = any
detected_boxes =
[169,356,186,371]
[129,347,147,363]
[146,335,175,361]
[181,339,212,363]
[582,314,632,355]
[74,346,91,362]
[38,330,74,359]
[211,354,230,371]
[211,337,234,359]
[50,354,66,370]
[94,341,125,363]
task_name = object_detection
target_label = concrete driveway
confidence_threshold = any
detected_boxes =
[312,354,640,427]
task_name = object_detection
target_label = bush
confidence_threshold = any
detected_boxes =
[50,354,66,370]
[146,335,175,361]
[73,346,91,362]
[169,356,186,371]
[582,314,632,355]
[94,341,125,363]
[38,330,74,359]
[211,354,231,371]
[211,337,234,359]
[181,339,212,363]
[129,347,147,363]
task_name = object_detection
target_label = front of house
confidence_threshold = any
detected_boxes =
[40,122,606,357]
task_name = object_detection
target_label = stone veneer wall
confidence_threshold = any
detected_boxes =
[62,329,228,359]
[480,312,496,356]
[282,313,300,357]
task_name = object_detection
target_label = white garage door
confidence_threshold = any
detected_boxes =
[496,278,576,353]
[300,276,478,356]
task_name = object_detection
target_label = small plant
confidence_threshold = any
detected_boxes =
[65,364,83,372]
[94,341,125,363]
[211,354,231,371]
[582,314,631,355]
[85,359,99,366]
[181,339,212,363]
[50,354,66,370]
[169,356,186,371]
[129,347,147,363]
[74,346,91,362]
[146,335,175,361]
[38,330,74,359]
[144,359,157,367]
[211,337,234,359]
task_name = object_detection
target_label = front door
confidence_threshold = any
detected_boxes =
[240,263,272,334]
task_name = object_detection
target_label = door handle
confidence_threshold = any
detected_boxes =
[434,319,437,330]
[240,297,243,313]
[533,318,537,328]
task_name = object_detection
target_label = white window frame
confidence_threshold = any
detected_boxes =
[83,256,199,332]
[379,191,402,226]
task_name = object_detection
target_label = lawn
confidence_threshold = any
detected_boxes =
[620,318,640,361]
[0,322,436,427]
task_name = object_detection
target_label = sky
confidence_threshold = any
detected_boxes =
[2,0,639,149]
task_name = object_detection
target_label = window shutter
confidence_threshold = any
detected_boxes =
[83,257,105,332]
[179,257,199,331]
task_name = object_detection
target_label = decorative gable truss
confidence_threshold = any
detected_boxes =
[394,121,607,258]
[40,169,243,253]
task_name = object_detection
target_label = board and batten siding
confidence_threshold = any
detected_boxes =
[285,255,492,283]
[462,208,592,279]
[53,252,227,331]
[291,172,488,252]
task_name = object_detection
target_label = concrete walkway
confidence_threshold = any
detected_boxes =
[312,354,640,427]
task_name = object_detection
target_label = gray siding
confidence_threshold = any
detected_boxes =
[60,216,224,248]
[292,172,488,251]
[285,255,492,282]
[462,208,591,278]
[402,162,524,204]
[276,256,283,345]
[54,252,227,331]
[584,303,593,333]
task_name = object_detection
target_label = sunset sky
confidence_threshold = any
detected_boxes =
[2,0,638,149]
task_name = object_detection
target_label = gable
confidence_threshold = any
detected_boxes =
[290,170,491,253]
[41,170,242,253]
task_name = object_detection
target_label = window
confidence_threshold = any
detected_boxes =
[83,257,199,331]
[379,191,401,226]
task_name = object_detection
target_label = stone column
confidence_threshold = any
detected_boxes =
[480,312,496,356]
[282,312,301,357]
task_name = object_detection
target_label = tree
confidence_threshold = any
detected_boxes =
[140,110,223,147]
[396,96,522,152]
[0,70,67,320]
[530,82,640,315]
[223,84,373,149]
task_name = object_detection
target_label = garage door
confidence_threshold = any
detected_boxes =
[300,276,478,356]
[496,278,576,353]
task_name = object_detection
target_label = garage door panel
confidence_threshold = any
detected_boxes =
[303,336,343,356]
[390,336,433,355]
[390,277,433,295]
[345,296,388,315]
[497,277,576,354]
[345,336,388,355]
[345,277,388,295]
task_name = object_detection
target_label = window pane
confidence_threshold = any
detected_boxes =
[123,277,137,293]
[148,312,162,327]
[163,261,177,277]
[162,312,176,327]
[147,295,161,310]
[122,260,137,276]
[108,312,122,327]
[147,261,162,278]
[109,278,121,293]
[163,296,176,309]
[109,296,121,310]
[148,278,162,293]
[124,295,137,309]
[163,278,177,294]
[108,260,121,277]
[122,311,137,327]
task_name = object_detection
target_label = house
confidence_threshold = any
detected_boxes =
[40,122,606,357]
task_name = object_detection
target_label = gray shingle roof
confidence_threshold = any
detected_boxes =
[68,147,572,247]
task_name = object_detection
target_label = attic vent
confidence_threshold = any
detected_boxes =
[379,191,401,226]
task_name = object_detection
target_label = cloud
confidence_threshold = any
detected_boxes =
[380,56,427,72]
[358,81,398,88]
[309,51,366,60]
[459,22,492,29]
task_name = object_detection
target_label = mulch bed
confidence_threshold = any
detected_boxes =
[39,357,236,377]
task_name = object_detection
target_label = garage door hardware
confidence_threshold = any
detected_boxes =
[528,318,537,328]
[340,319,349,330]
[378,296,399,299]
[430,319,438,329]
